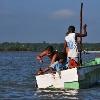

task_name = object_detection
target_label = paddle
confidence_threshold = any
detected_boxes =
[79,2,83,66]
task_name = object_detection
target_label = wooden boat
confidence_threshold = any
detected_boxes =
[35,58,100,89]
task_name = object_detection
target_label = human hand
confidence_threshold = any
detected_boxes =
[36,56,41,60]
[36,56,43,62]
[83,24,87,30]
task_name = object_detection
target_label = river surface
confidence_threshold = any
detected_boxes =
[0,51,100,100]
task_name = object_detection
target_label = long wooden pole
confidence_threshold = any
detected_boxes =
[79,2,83,65]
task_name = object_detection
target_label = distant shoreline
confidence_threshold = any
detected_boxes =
[0,42,100,51]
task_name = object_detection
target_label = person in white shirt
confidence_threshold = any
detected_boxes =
[64,24,87,68]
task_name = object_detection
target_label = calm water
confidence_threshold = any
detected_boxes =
[0,51,100,100]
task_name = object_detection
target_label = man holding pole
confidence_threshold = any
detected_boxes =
[63,24,87,68]
[63,2,87,68]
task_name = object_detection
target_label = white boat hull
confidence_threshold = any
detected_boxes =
[35,58,100,89]
[36,68,78,88]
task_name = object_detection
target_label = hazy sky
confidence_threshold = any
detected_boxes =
[0,0,100,43]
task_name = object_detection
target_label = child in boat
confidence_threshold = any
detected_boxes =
[36,45,66,75]
[64,24,87,68]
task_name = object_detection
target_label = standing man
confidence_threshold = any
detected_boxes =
[64,24,87,68]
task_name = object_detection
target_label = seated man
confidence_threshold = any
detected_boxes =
[36,45,67,75]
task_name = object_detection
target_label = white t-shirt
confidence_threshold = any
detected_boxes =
[65,33,78,58]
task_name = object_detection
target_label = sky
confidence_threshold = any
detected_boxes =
[0,0,100,43]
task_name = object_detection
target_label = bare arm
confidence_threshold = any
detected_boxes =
[36,50,47,61]
[63,40,69,55]
[63,40,67,53]
[50,54,57,65]
[76,24,87,37]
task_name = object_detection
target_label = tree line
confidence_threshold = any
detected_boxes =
[0,42,100,51]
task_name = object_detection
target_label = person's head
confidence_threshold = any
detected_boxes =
[68,25,75,33]
[45,45,54,56]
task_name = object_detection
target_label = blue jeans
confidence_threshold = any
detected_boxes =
[50,61,63,71]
